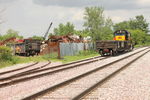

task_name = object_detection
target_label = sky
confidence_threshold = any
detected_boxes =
[0,0,150,38]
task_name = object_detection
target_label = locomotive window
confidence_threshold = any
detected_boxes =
[114,33,125,36]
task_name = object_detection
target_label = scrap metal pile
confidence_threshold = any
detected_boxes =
[48,34,86,43]
[0,37,23,46]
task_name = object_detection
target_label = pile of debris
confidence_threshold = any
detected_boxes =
[48,34,83,43]
[0,37,24,46]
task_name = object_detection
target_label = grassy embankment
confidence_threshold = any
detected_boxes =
[0,50,99,69]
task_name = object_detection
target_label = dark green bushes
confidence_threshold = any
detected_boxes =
[0,46,13,61]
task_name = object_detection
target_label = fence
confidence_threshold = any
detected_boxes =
[59,43,94,58]
[40,42,95,58]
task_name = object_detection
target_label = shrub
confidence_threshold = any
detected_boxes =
[0,46,13,61]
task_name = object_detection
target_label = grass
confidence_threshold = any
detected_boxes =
[0,61,13,69]
[0,50,99,69]
[134,43,150,48]
[61,50,99,63]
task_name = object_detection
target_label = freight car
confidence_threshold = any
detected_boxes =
[96,30,133,56]
[15,39,41,56]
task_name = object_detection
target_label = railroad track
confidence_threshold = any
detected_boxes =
[21,47,150,100]
[0,62,39,75]
[0,47,140,83]
[0,61,51,80]
[0,55,106,87]
[0,47,139,83]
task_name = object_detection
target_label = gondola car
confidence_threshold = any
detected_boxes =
[15,39,41,56]
[96,30,133,56]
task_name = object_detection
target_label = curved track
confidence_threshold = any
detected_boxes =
[0,56,107,87]
[0,62,39,75]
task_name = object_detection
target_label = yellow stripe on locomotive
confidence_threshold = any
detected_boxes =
[113,30,131,41]
[114,36,125,41]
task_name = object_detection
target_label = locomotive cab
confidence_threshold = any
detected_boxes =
[114,30,131,41]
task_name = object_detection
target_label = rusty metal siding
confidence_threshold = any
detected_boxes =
[40,42,59,55]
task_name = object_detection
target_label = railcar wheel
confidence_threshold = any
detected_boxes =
[114,51,118,56]
[26,52,30,57]
[110,50,113,56]
[130,44,134,51]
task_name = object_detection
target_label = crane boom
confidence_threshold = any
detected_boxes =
[44,22,52,40]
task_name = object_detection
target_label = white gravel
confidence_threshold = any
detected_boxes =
[35,48,150,100]
[9,57,104,81]
[0,47,148,100]
[83,49,150,100]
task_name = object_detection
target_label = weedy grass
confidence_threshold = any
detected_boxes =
[61,50,99,63]
[0,50,99,69]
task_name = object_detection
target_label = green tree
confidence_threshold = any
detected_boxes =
[145,34,150,44]
[129,15,149,33]
[32,35,44,41]
[114,15,149,33]
[83,7,113,41]
[102,18,113,40]
[114,21,130,30]
[74,30,90,38]
[128,29,146,45]
[0,29,23,41]
[54,22,75,36]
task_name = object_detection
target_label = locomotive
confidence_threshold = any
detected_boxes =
[96,30,133,56]
[15,39,41,56]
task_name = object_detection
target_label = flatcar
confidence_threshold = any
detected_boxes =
[15,39,41,56]
[96,30,133,56]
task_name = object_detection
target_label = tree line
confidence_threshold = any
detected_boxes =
[53,7,150,46]
[0,7,150,46]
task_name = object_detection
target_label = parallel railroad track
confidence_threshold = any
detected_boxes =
[0,62,39,75]
[0,55,107,87]
[0,47,140,83]
[21,47,150,100]
[0,47,140,82]
[0,62,51,80]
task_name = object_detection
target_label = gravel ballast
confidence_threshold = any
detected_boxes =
[0,47,148,100]
[83,50,150,100]
[35,48,150,100]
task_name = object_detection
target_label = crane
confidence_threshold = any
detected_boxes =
[43,22,53,40]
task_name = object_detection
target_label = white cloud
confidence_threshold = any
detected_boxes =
[0,0,150,37]
[0,0,86,37]
[137,0,150,6]
[72,10,84,22]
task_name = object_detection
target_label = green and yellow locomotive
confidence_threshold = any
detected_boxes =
[96,30,133,56]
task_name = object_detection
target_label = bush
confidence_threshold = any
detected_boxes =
[0,46,13,61]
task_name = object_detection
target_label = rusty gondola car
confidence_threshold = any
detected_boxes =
[96,30,134,56]
[15,39,41,56]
